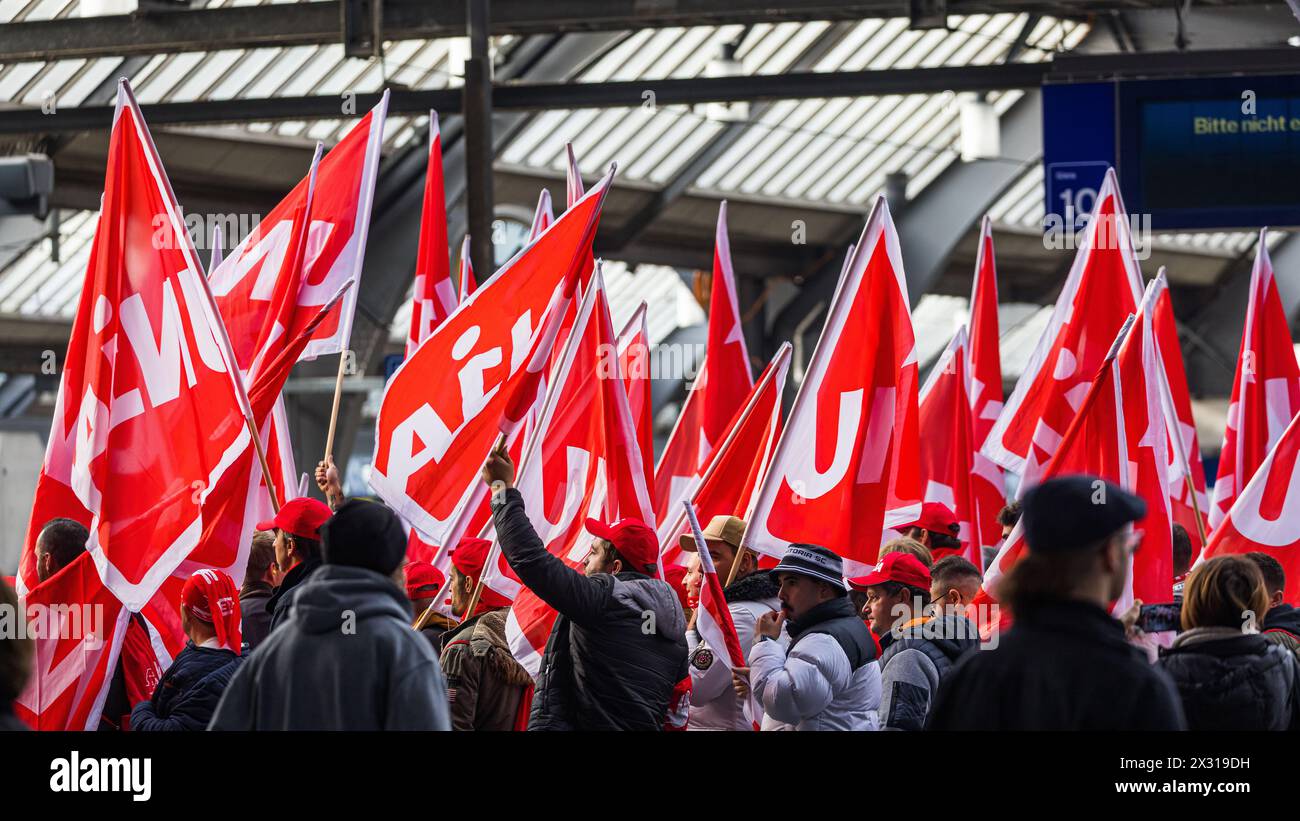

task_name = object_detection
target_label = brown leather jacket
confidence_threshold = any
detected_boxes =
[438,609,533,731]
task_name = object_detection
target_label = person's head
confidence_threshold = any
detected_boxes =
[770,544,847,622]
[1244,552,1286,613]
[996,475,1145,612]
[447,536,510,618]
[403,560,446,616]
[879,537,934,569]
[1171,523,1193,579]
[848,551,932,637]
[0,579,32,709]
[683,554,703,608]
[1181,555,1267,632]
[319,498,407,583]
[901,503,961,554]
[997,501,1022,539]
[679,515,754,585]
[582,518,658,578]
[35,518,89,582]
[180,568,242,651]
[256,497,331,575]
[244,530,281,590]
[930,555,983,616]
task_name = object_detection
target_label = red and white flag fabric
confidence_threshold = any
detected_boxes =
[405,111,456,356]
[1208,230,1300,530]
[210,93,387,366]
[743,196,921,576]
[984,280,1175,610]
[917,327,984,566]
[982,169,1144,488]
[1201,397,1300,605]
[617,302,654,494]
[17,82,254,609]
[967,217,1008,557]
[457,234,477,304]
[493,266,656,674]
[370,170,614,547]
[566,143,584,208]
[1151,269,1210,553]
[684,501,759,730]
[658,344,791,565]
[654,201,753,528]
[529,189,554,241]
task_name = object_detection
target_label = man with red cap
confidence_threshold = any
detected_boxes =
[131,569,243,731]
[257,497,332,632]
[404,560,455,649]
[437,537,532,731]
[849,551,977,730]
[482,440,687,731]
[901,502,964,561]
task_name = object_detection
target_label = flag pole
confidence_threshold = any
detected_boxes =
[323,352,348,465]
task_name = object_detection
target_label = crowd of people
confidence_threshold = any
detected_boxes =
[3,444,1299,732]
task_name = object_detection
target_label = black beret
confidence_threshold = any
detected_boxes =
[319,497,407,576]
[1020,475,1146,555]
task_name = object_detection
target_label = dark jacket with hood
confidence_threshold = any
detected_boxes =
[209,564,450,730]
[266,555,322,633]
[1157,627,1300,731]
[439,608,533,731]
[877,613,979,730]
[131,642,241,731]
[490,488,688,731]
[927,598,1187,731]
[1262,603,1300,662]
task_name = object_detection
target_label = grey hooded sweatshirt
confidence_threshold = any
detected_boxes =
[208,564,450,731]
[491,488,688,731]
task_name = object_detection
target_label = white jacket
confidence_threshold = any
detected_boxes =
[749,631,881,731]
[686,595,780,730]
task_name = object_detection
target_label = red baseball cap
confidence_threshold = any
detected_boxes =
[403,560,445,599]
[584,517,658,575]
[256,497,332,541]
[448,537,512,610]
[847,551,932,591]
[903,502,959,535]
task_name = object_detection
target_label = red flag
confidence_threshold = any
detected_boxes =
[1208,230,1300,530]
[917,327,984,566]
[210,94,387,365]
[657,344,790,566]
[528,189,554,241]
[17,82,252,608]
[982,169,1144,487]
[457,234,477,304]
[654,201,753,527]
[566,143,584,208]
[967,217,1008,556]
[1151,270,1210,553]
[985,280,1175,610]
[493,267,656,673]
[617,302,654,496]
[406,111,456,356]
[1201,401,1300,606]
[370,170,613,546]
[743,196,921,575]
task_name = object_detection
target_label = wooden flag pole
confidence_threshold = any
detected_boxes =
[323,350,348,464]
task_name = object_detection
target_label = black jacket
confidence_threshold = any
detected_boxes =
[1264,603,1300,640]
[209,564,450,730]
[1157,628,1300,731]
[491,488,687,731]
[240,584,273,651]
[131,642,241,731]
[266,555,322,633]
[926,598,1187,731]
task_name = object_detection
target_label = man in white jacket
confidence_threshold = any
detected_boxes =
[736,544,882,731]
[681,515,781,730]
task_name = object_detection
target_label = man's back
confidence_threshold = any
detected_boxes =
[927,598,1186,731]
[210,565,449,731]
